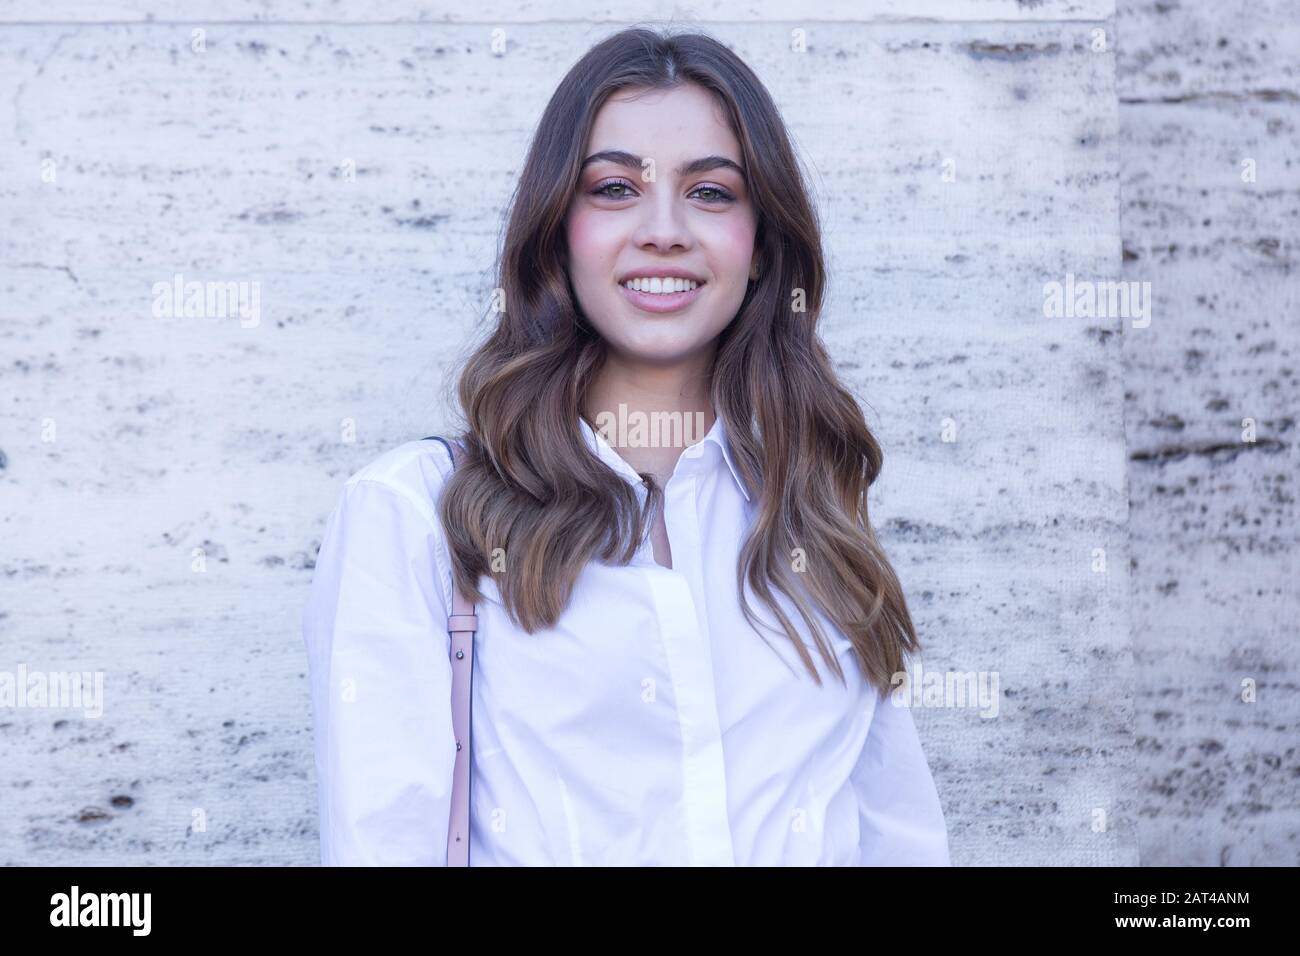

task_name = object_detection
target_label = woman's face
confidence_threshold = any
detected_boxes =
[564,83,759,367]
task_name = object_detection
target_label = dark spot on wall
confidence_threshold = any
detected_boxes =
[237,205,305,226]
[1130,437,1285,464]
[1150,414,1186,431]
[76,806,112,825]
[394,214,449,230]
[959,40,1061,62]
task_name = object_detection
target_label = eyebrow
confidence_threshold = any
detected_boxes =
[580,149,746,181]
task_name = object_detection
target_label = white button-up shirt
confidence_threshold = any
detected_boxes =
[302,413,951,866]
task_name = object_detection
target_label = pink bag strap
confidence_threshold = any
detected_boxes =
[429,435,477,867]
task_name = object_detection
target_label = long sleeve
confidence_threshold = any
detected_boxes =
[301,477,457,866]
[851,688,952,866]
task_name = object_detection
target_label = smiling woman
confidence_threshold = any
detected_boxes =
[302,25,951,867]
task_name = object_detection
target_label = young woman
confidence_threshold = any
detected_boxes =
[302,27,951,866]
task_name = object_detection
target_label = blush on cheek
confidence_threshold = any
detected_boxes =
[709,217,759,281]
[564,210,621,286]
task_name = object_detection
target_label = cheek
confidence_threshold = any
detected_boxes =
[565,209,618,287]
[706,215,758,279]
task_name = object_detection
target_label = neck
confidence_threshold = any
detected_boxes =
[582,346,717,480]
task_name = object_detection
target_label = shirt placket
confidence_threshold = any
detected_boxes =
[645,463,735,866]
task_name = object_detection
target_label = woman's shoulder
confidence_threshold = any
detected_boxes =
[303,440,462,675]
[330,436,459,533]
[321,437,461,611]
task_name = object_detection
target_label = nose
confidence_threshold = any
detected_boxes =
[629,188,695,253]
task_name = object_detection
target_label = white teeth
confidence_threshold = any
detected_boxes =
[623,277,699,294]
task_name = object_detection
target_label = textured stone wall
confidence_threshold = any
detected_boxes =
[1,0,1277,867]
[1117,0,1299,866]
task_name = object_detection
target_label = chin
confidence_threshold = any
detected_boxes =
[616,336,714,366]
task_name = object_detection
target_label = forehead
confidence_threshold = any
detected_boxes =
[585,84,741,160]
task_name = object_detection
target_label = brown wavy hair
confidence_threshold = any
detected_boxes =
[438,26,920,693]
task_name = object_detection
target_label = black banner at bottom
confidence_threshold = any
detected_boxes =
[0,866,1280,940]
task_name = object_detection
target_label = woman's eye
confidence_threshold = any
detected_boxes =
[692,185,735,204]
[592,181,635,199]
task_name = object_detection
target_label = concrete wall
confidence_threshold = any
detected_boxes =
[1,0,1280,866]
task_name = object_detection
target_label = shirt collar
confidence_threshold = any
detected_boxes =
[578,410,752,503]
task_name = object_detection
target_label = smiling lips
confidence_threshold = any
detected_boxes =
[616,280,707,314]
[617,275,706,314]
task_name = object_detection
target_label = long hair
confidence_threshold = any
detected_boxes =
[438,26,920,693]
